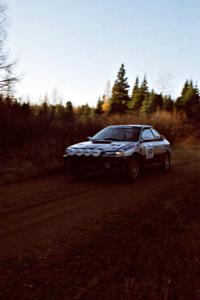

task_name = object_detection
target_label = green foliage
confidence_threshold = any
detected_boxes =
[95,97,104,115]
[109,64,130,114]
[175,80,200,120]
[77,103,94,119]
[141,91,163,114]
[129,76,149,113]
[163,95,174,112]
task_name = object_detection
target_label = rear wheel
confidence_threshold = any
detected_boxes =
[161,152,171,172]
[126,157,140,181]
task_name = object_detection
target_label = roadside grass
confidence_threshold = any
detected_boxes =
[1,143,200,185]
[0,172,200,299]
[0,111,200,184]
[0,138,65,185]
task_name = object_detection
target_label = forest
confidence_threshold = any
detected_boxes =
[0,0,200,183]
[0,62,200,183]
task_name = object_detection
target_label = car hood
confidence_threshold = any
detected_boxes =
[68,140,138,152]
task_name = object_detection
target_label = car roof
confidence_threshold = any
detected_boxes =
[108,124,152,129]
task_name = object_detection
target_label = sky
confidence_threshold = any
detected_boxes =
[6,0,200,106]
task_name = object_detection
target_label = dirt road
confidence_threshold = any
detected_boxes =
[0,147,200,256]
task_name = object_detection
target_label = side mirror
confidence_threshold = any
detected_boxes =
[87,136,92,140]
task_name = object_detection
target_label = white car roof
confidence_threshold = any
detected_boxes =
[108,125,152,129]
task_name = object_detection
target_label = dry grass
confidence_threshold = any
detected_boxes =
[1,111,199,184]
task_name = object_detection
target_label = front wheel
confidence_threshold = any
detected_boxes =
[161,152,171,172]
[126,157,141,181]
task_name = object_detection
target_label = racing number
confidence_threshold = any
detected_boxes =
[145,144,154,159]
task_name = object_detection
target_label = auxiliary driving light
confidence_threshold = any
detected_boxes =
[92,149,101,157]
[76,149,84,156]
[67,148,76,156]
[84,149,92,156]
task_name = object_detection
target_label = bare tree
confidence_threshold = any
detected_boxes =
[155,73,174,96]
[0,1,17,95]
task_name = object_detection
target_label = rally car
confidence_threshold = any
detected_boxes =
[63,125,171,180]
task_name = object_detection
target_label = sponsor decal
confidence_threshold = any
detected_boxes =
[122,143,136,152]
[145,144,154,159]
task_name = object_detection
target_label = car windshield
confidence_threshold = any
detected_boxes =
[92,127,141,142]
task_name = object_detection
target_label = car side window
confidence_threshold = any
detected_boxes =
[151,128,162,141]
[141,129,155,141]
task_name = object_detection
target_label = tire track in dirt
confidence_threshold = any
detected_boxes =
[0,156,200,255]
[0,154,197,211]
[0,176,106,213]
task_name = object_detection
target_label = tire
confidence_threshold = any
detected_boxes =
[161,152,171,172]
[126,157,140,181]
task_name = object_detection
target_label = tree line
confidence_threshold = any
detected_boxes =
[0,0,199,151]
[97,64,200,120]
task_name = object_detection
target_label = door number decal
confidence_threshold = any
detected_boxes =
[145,144,154,159]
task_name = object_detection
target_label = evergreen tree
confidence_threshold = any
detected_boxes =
[109,64,130,114]
[140,93,150,114]
[77,104,94,118]
[140,75,148,95]
[129,75,149,113]
[176,80,189,111]
[163,95,174,112]
[95,97,104,115]
[64,101,74,122]
[128,77,139,110]
[131,77,139,99]
[65,101,74,116]
[140,90,164,114]
[176,80,200,119]
[184,82,200,119]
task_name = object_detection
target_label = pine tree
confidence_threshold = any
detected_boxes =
[140,90,164,114]
[140,93,150,114]
[176,80,189,111]
[163,95,174,112]
[140,75,148,95]
[95,97,104,115]
[129,75,149,113]
[109,64,130,114]
[65,101,74,122]
[184,82,200,119]
[131,77,139,99]
[176,80,200,119]
[128,77,139,110]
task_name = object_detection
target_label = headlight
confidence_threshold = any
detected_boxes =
[115,150,125,157]
[103,150,125,157]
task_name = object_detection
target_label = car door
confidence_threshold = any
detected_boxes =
[150,128,165,163]
[140,128,156,164]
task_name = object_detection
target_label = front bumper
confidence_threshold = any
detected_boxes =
[63,155,129,172]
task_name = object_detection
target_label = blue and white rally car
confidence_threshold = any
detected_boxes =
[63,125,171,180]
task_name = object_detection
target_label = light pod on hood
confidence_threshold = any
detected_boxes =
[67,148,76,156]
[76,149,84,156]
[92,149,101,157]
[84,149,92,156]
